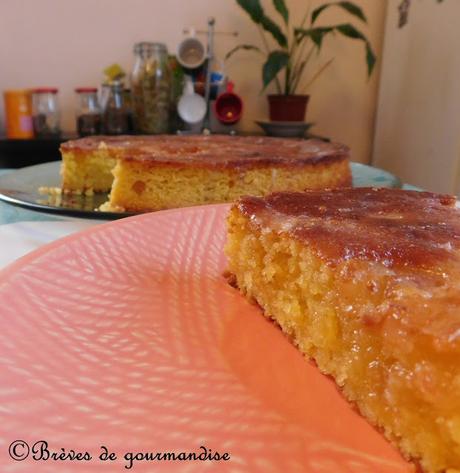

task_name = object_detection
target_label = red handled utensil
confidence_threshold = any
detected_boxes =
[214,82,243,125]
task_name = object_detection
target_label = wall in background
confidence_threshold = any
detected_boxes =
[0,0,386,163]
[373,0,460,193]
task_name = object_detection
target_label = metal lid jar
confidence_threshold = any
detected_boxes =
[75,87,102,137]
[131,42,171,134]
[31,88,60,138]
[102,80,132,135]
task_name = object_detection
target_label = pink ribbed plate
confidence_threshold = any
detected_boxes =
[0,204,411,472]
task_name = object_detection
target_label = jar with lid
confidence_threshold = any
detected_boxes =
[131,42,171,134]
[102,80,132,135]
[3,89,34,139]
[32,88,61,138]
[75,87,102,137]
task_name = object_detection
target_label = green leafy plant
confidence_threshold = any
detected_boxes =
[226,0,376,95]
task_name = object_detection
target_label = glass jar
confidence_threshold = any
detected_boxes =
[131,42,171,134]
[32,88,60,138]
[169,55,185,132]
[3,89,34,139]
[75,87,102,137]
[102,81,132,135]
[123,88,134,133]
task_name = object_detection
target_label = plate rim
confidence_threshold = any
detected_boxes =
[0,203,231,279]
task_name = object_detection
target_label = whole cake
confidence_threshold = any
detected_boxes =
[60,135,351,212]
[225,187,460,473]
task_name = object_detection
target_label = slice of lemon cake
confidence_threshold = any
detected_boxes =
[225,187,460,473]
[60,135,351,212]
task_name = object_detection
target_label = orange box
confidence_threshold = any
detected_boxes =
[3,89,34,139]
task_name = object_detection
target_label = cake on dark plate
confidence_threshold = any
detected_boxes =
[60,135,351,212]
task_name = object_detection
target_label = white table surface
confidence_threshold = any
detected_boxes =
[0,220,104,269]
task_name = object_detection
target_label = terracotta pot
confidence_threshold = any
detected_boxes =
[268,94,309,122]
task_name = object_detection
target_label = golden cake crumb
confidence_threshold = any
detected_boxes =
[38,186,62,196]
[225,188,460,473]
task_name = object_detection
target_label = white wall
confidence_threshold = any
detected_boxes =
[373,0,460,193]
[0,0,386,163]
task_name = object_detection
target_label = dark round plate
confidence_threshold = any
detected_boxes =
[0,161,401,220]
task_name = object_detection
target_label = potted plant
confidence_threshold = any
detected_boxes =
[226,0,376,122]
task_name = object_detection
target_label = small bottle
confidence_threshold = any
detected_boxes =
[102,80,131,135]
[123,88,134,133]
[32,88,61,138]
[75,87,102,137]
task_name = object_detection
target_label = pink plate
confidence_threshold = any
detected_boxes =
[0,204,412,473]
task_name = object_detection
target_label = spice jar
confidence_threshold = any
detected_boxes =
[3,89,34,139]
[123,88,134,133]
[131,42,171,134]
[32,88,61,138]
[75,87,102,137]
[102,80,132,135]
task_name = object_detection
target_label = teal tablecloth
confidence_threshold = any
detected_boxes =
[0,169,62,225]
[0,201,63,225]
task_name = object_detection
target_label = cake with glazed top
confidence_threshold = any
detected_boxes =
[59,135,351,212]
[225,187,460,473]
